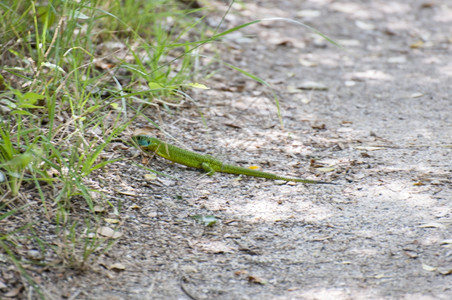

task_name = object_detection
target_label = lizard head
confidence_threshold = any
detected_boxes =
[132,135,158,148]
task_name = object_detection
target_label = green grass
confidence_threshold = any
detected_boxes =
[0,0,215,296]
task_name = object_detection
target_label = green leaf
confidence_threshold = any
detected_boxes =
[191,215,218,227]
[17,104,45,109]
[23,92,45,104]
[0,74,7,90]
[187,83,209,89]
[11,110,33,116]
[69,10,90,20]
[3,152,33,169]
[37,5,56,27]
[86,105,101,113]
[110,103,120,110]
[148,82,164,90]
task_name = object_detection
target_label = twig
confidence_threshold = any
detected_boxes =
[180,276,199,300]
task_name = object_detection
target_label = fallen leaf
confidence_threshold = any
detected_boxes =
[247,275,267,285]
[27,249,44,260]
[182,265,198,273]
[419,222,446,229]
[287,85,301,94]
[134,127,154,136]
[410,40,424,48]
[440,239,452,245]
[422,263,436,272]
[97,227,123,239]
[300,97,311,104]
[5,286,22,297]
[144,173,157,180]
[274,39,294,47]
[403,250,418,258]
[93,205,105,213]
[420,2,435,8]
[109,263,126,271]
[129,204,141,210]
[116,190,137,196]
[355,146,385,151]
[234,270,248,276]
[274,180,288,185]
[311,123,326,130]
[355,20,376,30]
[224,122,242,129]
[410,92,424,98]
[316,167,336,172]
[298,58,318,67]
[95,60,115,70]
[438,266,452,275]
[297,81,328,91]
[104,218,120,224]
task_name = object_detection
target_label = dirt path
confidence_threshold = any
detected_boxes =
[37,0,451,299]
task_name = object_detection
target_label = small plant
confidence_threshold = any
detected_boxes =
[0,124,35,196]
[55,219,115,270]
[0,203,44,299]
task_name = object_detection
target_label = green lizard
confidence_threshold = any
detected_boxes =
[132,135,334,184]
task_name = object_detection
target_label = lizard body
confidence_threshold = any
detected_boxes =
[133,135,334,184]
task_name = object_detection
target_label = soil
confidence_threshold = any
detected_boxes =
[2,0,452,299]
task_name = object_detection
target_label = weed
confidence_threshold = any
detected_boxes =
[1,1,210,295]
